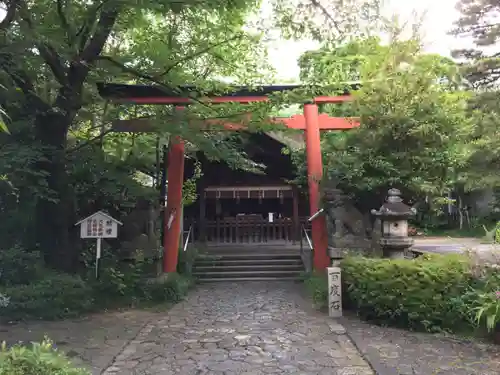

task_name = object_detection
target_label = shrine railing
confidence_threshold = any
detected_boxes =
[185,216,311,244]
[206,216,292,244]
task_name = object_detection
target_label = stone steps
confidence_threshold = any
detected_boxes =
[193,248,305,282]
[197,276,302,282]
[196,258,303,266]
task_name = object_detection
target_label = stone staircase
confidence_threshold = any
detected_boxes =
[192,246,305,282]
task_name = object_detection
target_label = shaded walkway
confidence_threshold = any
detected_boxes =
[0,309,160,374]
[342,316,500,375]
[3,281,497,374]
[103,282,373,375]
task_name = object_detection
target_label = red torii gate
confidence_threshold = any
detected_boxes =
[97,83,360,273]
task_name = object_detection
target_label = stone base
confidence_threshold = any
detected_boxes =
[382,248,407,259]
[331,259,342,267]
[147,272,175,284]
[379,237,414,247]
[329,235,374,257]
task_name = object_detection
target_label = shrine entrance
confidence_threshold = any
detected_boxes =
[97,82,360,272]
[181,131,310,246]
[188,185,309,245]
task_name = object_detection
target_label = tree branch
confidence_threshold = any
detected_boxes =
[0,0,22,31]
[39,43,68,85]
[63,3,120,102]
[18,4,68,85]
[2,61,49,110]
[66,128,114,154]
[56,0,73,46]
[98,55,161,82]
[309,0,343,35]
[96,55,214,110]
[154,34,243,79]
[75,0,112,51]
[79,5,119,63]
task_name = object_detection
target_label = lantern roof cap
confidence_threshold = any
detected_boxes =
[371,188,416,218]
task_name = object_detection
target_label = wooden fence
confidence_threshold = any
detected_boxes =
[185,216,310,244]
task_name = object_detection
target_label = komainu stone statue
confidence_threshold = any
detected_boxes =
[321,185,373,260]
[119,198,161,261]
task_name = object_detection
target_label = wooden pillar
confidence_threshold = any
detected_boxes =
[159,144,168,246]
[304,103,330,270]
[163,136,185,273]
[199,188,206,242]
[292,186,300,243]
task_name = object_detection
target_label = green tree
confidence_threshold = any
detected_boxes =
[0,0,267,270]
[296,37,475,211]
[452,0,500,87]
[271,0,383,42]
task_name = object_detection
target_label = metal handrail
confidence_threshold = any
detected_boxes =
[300,224,313,273]
[183,225,193,252]
[302,225,313,250]
[308,208,324,222]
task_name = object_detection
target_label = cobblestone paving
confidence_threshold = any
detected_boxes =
[103,282,373,375]
[0,310,161,375]
[342,316,500,375]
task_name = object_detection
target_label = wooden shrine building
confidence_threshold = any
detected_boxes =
[183,132,309,246]
[97,83,360,273]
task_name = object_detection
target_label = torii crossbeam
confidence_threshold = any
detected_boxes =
[97,83,360,273]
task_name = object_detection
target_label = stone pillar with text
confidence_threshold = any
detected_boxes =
[323,187,344,317]
[327,266,342,317]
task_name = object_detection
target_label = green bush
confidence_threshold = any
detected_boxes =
[143,273,194,303]
[341,254,472,332]
[0,246,43,286]
[87,254,166,305]
[0,338,90,375]
[303,254,500,337]
[0,245,195,321]
[1,273,94,320]
[304,272,329,309]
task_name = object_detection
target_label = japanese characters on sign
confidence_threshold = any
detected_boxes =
[77,211,121,239]
[327,267,342,318]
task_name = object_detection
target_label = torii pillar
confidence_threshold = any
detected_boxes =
[163,136,185,273]
[304,103,330,270]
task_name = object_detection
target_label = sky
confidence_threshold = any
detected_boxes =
[268,0,466,80]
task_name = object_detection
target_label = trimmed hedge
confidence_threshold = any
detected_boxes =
[342,254,473,332]
[304,253,500,335]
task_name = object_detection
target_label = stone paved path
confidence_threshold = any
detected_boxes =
[3,281,498,375]
[342,316,500,375]
[0,309,162,374]
[103,282,373,375]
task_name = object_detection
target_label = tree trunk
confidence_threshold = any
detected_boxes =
[458,195,464,230]
[34,110,76,271]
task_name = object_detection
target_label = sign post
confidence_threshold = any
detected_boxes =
[95,237,102,279]
[75,211,122,279]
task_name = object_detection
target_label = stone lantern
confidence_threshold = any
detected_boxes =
[371,188,416,259]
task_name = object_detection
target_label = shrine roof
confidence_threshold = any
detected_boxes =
[96,82,361,102]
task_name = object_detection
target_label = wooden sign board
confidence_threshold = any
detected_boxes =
[76,211,122,239]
